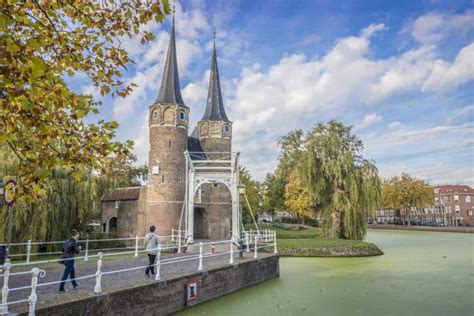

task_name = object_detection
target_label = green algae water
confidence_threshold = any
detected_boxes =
[179,230,473,316]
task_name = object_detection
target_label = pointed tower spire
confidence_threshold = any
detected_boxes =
[155,15,185,105]
[201,33,229,121]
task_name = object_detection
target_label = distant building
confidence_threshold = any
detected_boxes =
[432,185,474,226]
[375,185,474,226]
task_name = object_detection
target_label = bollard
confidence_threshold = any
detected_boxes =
[1,259,11,315]
[211,241,215,254]
[273,231,277,254]
[155,245,161,281]
[198,242,203,271]
[177,233,182,254]
[94,252,103,294]
[28,268,46,316]
[254,235,258,259]
[26,240,32,264]
[134,235,139,258]
[229,240,234,264]
[245,233,250,253]
[84,239,89,261]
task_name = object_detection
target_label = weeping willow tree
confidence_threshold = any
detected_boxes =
[0,143,135,245]
[279,121,381,240]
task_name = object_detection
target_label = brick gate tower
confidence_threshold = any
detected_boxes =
[142,18,189,235]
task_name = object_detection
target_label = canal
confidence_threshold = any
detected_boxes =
[179,230,473,315]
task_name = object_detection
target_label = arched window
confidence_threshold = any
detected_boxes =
[152,110,158,120]
[179,110,186,121]
[224,124,230,133]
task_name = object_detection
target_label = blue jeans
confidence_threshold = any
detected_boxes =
[59,260,78,290]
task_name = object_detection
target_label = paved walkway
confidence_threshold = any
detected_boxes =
[1,241,273,314]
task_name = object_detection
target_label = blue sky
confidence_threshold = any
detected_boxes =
[74,0,474,185]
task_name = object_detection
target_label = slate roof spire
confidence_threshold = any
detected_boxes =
[201,32,229,121]
[155,15,185,106]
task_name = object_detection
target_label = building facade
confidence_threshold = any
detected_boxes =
[375,185,474,226]
[101,19,234,240]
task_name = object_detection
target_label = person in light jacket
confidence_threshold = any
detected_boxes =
[144,225,160,277]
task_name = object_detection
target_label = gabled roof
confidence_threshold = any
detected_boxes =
[433,185,474,194]
[102,187,141,202]
[200,39,229,122]
[155,17,186,106]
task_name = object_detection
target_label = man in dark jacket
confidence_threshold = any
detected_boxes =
[59,229,81,292]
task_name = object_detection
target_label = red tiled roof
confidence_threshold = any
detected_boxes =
[432,185,474,194]
[102,187,141,201]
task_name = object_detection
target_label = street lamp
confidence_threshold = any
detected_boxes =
[238,184,246,195]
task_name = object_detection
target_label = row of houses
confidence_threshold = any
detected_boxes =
[375,185,474,226]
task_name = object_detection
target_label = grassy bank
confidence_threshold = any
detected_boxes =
[248,223,383,257]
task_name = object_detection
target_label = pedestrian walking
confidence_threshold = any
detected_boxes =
[59,229,81,292]
[144,225,160,277]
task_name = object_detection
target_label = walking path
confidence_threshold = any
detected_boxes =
[2,241,272,314]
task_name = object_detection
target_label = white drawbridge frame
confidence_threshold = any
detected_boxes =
[180,151,241,244]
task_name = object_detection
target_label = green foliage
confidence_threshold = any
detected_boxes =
[284,169,314,222]
[0,145,143,244]
[262,172,286,216]
[382,173,434,222]
[0,1,170,199]
[239,166,261,223]
[278,120,381,240]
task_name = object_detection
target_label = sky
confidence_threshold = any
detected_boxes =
[74,0,474,185]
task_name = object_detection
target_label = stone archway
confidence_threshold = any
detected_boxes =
[193,207,209,240]
[109,216,117,232]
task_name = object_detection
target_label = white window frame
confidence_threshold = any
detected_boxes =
[179,111,186,121]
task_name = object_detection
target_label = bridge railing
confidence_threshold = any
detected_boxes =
[1,234,180,267]
[241,229,277,243]
[0,235,277,316]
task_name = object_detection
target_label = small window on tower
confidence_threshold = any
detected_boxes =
[162,175,165,183]
[152,110,158,120]
[169,140,171,147]
[179,111,186,121]
[224,124,229,133]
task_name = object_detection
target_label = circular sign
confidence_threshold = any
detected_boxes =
[4,179,17,206]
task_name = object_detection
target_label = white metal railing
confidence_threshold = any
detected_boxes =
[0,235,277,316]
[1,234,181,267]
[241,229,276,243]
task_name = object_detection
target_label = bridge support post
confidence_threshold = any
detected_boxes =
[1,259,11,315]
[198,242,203,271]
[254,236,258,259]
[134,235,139,258]
[229,241,234,264]
[155,245,161,281]
[94,252,103,294]
[26,240,31,264]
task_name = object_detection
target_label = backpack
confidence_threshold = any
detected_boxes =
[58,240,70,265]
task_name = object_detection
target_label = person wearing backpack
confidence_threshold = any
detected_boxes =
[143,225,160,278]
[59,229,81,292]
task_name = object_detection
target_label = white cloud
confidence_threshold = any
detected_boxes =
[422,43,474,92]
[361,23,387,38]
[387,121,403,129]
[449,104,474,122]
[407,11,474,45]
[363,123,474,185]
[357,113,383,130]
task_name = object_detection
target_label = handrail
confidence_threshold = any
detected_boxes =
[1,235,277,315]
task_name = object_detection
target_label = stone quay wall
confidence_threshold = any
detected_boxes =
[28,255,279,316]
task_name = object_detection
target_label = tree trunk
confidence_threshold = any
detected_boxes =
[329,210,341,238]
[302,216,306,225]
